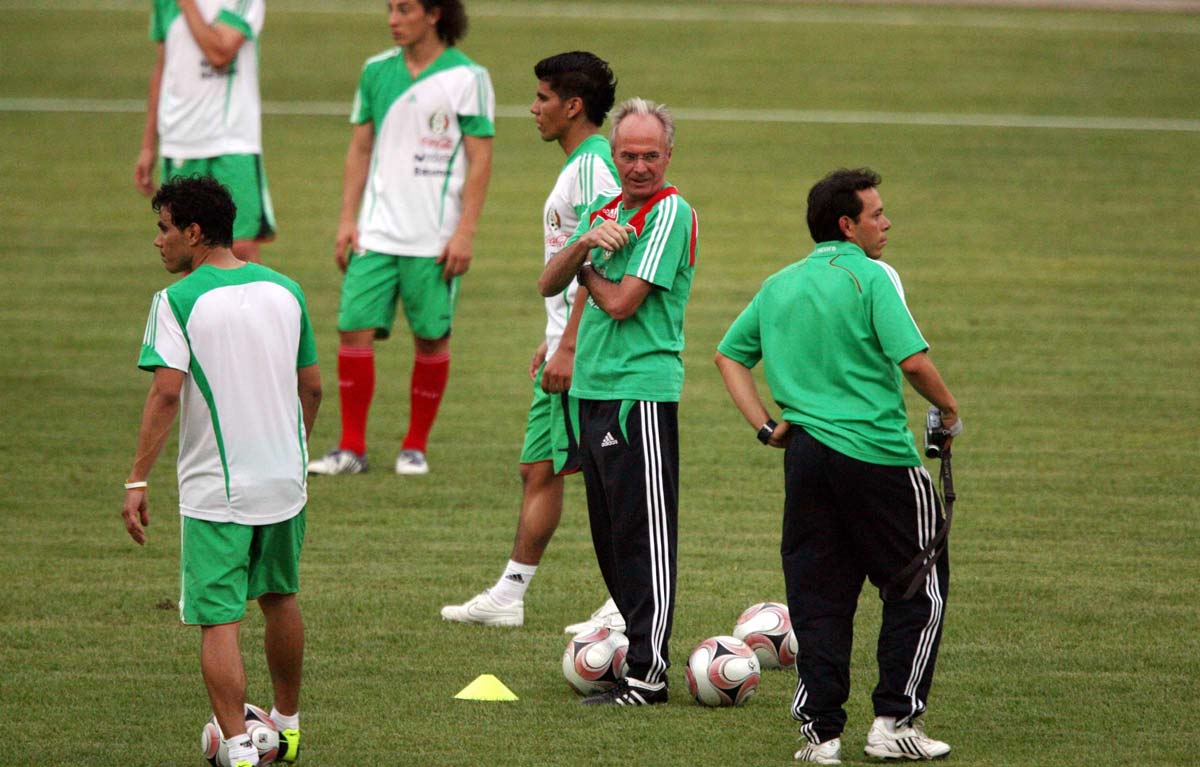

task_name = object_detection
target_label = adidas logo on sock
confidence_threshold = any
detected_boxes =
[601,432,619,447]
[505,573,526,584]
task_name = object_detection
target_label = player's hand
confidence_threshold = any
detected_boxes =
[122,490,150,545]
[541,347,574,393]
[529,341,547,380]
[134,148,156,196]
[581,221,634,253]
[437,231,473,280]
[334,220,359,273]
[767,421,791,449]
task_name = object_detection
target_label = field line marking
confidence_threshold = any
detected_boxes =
[1,0,1198,34]
[3,97,1199,134]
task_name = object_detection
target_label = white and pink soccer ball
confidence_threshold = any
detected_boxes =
[685,635,761,707]
[733,601,798,670]
[201,703,279,766]
[562,626,630,695]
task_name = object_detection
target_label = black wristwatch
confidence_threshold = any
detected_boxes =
[757,419,778,445]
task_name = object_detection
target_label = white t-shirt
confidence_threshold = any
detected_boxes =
[542,134,618,357]
[152,0,264,159]
[138,264,318,525]
[350,47,495,257]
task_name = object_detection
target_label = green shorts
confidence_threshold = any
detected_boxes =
[520,362,581,475]
[179,510,305,626]
[162,154,277,242]
[338,251,459,340]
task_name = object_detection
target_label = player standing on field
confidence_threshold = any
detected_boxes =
[122,176,321,767]
[307,0,494,478]
[540,99,697,705]
[441,52,624,633]
[715,168,961,763]
[134,0,277,263]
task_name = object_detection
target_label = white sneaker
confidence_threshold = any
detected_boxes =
[563,597,625,634]
[795,737,841,764]
[440,590,523,627]
[864,717,950,760]
[395,449,429,475]
[307,448,368,475]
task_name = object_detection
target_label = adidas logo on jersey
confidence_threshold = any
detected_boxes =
[601,432,619,448]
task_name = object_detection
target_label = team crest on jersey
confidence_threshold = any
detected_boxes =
[545,208,562,231]
[428,111,451,135]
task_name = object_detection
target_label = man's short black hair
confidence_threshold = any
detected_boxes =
[420,0,468,46]
[534,51,618,127]
[806,167,883,243]
[152,175,236,248]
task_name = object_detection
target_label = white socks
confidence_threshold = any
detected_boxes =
[224,735,258,766]
[270,708,299,731]
[490,560,537,605]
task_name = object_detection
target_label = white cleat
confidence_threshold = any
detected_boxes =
[795,737,841,764]
[864,717,951,760]
[441,590,524,627]
[307,448,368,475]
[563,597,625,634]
[395,449,429,475]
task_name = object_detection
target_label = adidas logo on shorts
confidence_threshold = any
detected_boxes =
[601,432,619,448]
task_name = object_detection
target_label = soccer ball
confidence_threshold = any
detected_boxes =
[562,627,629,695]
[200,704,279,766]
[685,635,761,707]
[733,601,798,670]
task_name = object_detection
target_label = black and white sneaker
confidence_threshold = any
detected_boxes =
[582,679,668,706]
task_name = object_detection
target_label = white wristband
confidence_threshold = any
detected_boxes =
[124,481,148,490]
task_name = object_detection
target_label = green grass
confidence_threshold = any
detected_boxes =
[1,2,1198,765]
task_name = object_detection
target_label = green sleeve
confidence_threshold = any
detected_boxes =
[458,114,495,138]
[149,0,168,42]
[627,199,690,289]
[295,291,318,368]
[215,8,253,39]
[870,270,928,363]
[717,294,763,368]
[350,66,373,125]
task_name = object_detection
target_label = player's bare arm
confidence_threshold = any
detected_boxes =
[539,221,631,296]
[176,0,246,69]
[438,135,493,280]
[335,123,375,272]
[297,364,323,440]
[541,285,587,393]
[529,340,548,381]
[899,351,959,447]
[134,44,165,196]
[122,366,185,544]
[579,265,652,321]
[714,352,789,447]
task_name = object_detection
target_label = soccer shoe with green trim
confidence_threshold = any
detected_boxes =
[232,761,256,767]
[394,449,429,475]
[277,728,300,763]
[440,590,523,627]
[795,737,841,764]
[307,448,368,475]
[864,717,950,760]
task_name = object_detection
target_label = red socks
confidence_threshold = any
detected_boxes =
[337,345,375,456]
[402,350,450,453]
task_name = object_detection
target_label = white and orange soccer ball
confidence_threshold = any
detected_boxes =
[733,601,798,670]
[562,626,630,695]
[201,704,279,766]
[685,635,761,707]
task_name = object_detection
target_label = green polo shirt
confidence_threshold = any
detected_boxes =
[718,241,928,466]
[567,185,697,402]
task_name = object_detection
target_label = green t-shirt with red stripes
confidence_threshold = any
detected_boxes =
[566,185,698,402]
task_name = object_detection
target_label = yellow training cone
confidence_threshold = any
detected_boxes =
[454,674,519,701]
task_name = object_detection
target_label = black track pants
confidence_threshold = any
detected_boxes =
[578,399,679,686]
[782,428,949,743]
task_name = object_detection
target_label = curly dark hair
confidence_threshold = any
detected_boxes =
[534,52,618,127]
[151,175,236,248]
[806,168,882,243]
[420,0,468,45]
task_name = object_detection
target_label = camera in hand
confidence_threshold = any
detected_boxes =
[924,406,951,459]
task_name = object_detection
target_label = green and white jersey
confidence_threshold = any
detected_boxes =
[567,185,698,402]
[717,241,929,466]
[138,263,318,525]
[350,47,495,257]
[543,134,618,357]
[151,0,264,159]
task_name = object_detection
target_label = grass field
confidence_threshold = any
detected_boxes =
[1,1,1198,765]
